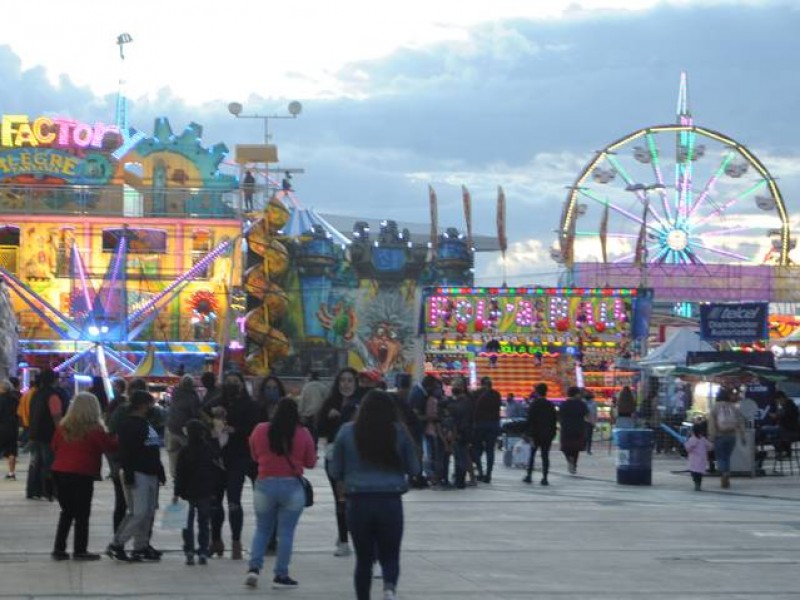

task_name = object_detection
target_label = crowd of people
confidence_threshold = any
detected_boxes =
[1,366,799,598]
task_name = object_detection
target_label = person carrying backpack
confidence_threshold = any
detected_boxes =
[707,388,746,489]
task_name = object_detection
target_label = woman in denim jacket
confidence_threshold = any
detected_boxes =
[328,390,421,600]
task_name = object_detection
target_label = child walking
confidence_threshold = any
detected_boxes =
[684,423,713,491]
[174,419,223,565]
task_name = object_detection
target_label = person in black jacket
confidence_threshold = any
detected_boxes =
[174,419,223,566]
[204,371,258,560]
[523,383,557,485]
[27,368,64,500]
[560,386,589,474]
[106,390,166,562]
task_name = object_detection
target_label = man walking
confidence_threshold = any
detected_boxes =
[522,383,557,486]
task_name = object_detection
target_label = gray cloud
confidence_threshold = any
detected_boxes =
[1,2,799,286]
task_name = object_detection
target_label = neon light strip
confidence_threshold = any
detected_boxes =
[103,346,137,371]
[645,132,671,222]
[577,188,660,234]
[692,198,737,227]
[53,346,95,372]
[604,155,667,229]
[103,236,127,315]
[430,287,638,297]
[73,242,94,316]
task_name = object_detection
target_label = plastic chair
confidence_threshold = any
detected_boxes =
[771,440,800,476]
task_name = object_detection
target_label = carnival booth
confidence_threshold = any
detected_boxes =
[420,286,652,418]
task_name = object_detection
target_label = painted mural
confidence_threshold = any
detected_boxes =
[244,213,475,382]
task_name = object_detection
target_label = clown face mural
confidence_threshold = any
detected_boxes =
[356,290,415,376]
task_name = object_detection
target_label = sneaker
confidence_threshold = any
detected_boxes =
[4,473,15,480]
[334,541,351,557]
[51,550,70,561]
[105,544,132,562]
[145,545,163,558]
[185,554,195,566]
[272,575,298,589]
[72,552,101,561]
[383,589,397,600]
[244,569,259,588]
[131,547,161,562]
[522,475,532,484]
[540,478,549,486]
[197,555,208,566]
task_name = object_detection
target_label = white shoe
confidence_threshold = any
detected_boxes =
[383,589,397,600]
[334,541,351,557]
[244,571,259,588]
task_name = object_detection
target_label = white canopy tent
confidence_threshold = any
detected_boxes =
[639,328,715,371]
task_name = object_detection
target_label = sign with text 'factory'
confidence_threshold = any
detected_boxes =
[699,302,768,342]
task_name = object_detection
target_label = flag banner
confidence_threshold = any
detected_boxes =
[599,203,609,264]
[497,185,507,254]
[462,185,473,248]
[429,184,438,250]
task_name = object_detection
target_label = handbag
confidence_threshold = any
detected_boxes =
[285,454,314,508]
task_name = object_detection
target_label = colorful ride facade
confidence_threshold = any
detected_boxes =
[0,111,242,375]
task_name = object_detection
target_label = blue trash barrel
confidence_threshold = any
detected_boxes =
[614,428,654,485]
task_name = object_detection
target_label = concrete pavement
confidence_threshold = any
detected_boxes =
[1,445,799,599]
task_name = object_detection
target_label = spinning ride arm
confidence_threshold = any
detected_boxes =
[0,268,81,339]
[127,222,252,340]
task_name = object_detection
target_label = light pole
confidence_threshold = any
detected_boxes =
[227,100,302,145]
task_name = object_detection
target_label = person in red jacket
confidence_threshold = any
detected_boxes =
[51,392,118,561]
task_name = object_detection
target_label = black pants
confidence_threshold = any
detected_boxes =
[526,439,552,480]
[211,457,252,543]
[326,460,348,543]
[112,475,127,533]
[53,471,94,554]
[183,497,212,556]
[691,471,703,488]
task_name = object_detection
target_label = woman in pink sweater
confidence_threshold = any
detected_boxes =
[245,397,316,590]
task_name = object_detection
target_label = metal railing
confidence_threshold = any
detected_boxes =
[0,183,271,219]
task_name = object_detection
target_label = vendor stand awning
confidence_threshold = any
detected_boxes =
[671,362,798,383]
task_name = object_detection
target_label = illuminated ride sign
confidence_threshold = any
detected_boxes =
[422,287,644,345]
[0,114,145,160]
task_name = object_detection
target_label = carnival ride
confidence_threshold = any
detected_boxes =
[557,73,792,271]
[0,221,246,390]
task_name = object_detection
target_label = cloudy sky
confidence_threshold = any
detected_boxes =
[1,0,799,285]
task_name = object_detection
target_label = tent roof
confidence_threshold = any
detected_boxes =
[639,328,714,366]
[131,345,177,379]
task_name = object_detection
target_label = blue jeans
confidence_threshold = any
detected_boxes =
[248,477,304,577]
[183,497,212,556]
[346,494,404,600]
[714,434,737,474]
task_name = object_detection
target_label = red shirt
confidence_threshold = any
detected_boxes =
[249,423,316,480]
[51,427,118,477]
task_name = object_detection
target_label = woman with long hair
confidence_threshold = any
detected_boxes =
[245,397,316,589]
[328,390,421,600]
[51,392,117,560]
[316,366,362,556]
[708,387,746,489]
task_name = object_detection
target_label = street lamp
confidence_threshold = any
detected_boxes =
[227,100,302,144]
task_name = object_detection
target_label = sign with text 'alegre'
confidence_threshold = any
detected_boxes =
[699,302,768,342]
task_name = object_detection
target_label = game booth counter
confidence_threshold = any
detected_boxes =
[420,286,653,418]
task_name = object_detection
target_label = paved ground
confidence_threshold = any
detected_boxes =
[1,444,799,599]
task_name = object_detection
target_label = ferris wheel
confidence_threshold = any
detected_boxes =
[557,75,792,267]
